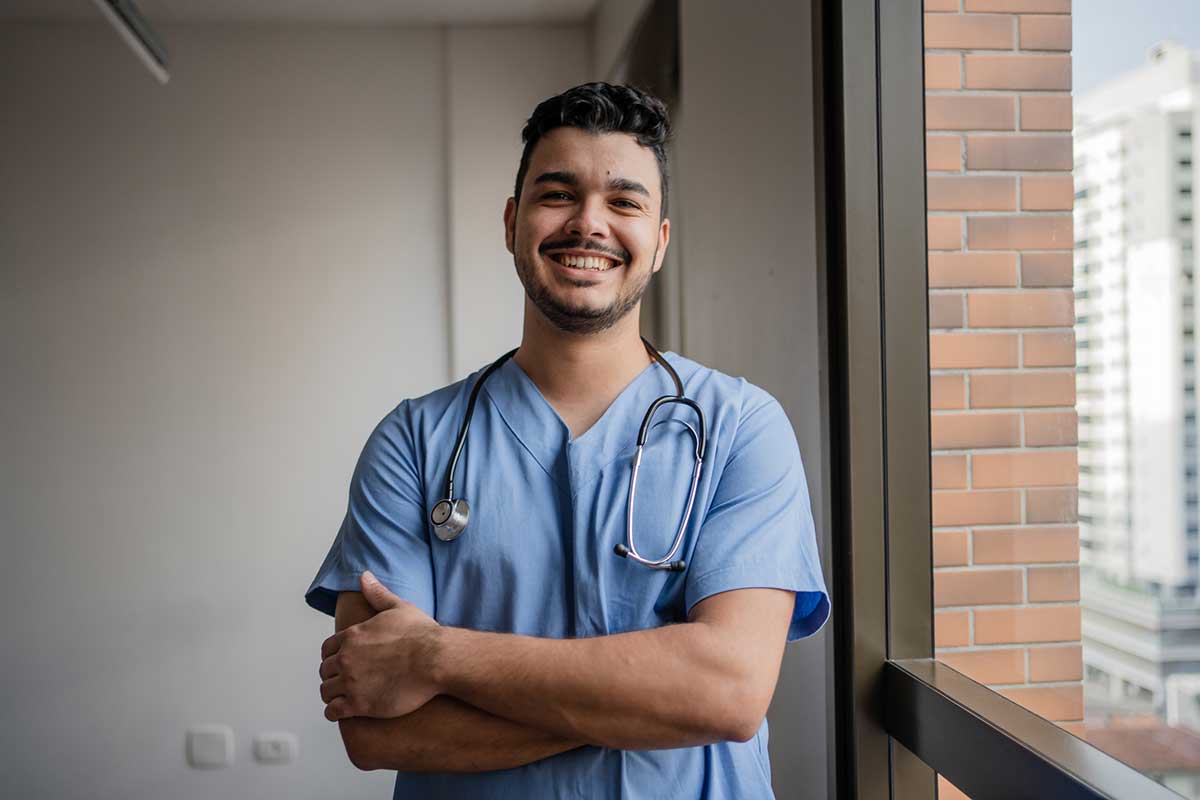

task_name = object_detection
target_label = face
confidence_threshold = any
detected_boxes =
[504,127,670,335]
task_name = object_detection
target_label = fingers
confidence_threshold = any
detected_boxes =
[320,632,342,660]
[319,655,339,680]
[319,676,345,705]
[324,697,351,722]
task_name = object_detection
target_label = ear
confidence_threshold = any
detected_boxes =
[504,197,517,255]
[651,217,670,274]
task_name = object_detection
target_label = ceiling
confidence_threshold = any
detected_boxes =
[0,0,600,26]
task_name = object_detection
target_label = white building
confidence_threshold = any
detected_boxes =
[1075,41,1200,711]
[1075,41,1199,596]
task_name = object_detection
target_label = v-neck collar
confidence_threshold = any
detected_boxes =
[482,350,684,492]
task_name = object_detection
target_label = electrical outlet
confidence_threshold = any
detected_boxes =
[186,725,234,769]
[253,732,299,765]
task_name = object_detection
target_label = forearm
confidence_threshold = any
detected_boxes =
[341,695,584,772]
[432,620,763,751]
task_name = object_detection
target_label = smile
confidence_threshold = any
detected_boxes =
[548,252,621,272]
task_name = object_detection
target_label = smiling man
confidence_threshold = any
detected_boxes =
[304,82,830,799]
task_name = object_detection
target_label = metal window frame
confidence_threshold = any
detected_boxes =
[821,1,1195,798]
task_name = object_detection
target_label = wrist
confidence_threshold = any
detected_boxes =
[425,623,461,694]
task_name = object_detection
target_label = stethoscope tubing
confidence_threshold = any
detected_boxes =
[431,337,706,571]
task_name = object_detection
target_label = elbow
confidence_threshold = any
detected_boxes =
[723,711,765,744]
[339,719,382,771]
[717,681,771,744]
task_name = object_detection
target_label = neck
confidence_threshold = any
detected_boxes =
[512,301,654,405]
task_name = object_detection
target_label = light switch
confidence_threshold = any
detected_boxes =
[186,725,234,769]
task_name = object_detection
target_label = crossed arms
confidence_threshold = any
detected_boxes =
[322,578,795,773]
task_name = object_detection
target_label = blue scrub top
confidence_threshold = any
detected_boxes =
[305,351,831,800]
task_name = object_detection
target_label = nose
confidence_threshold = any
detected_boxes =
[565,196,610,239]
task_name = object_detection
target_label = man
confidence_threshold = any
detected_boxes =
[305,82,829,798]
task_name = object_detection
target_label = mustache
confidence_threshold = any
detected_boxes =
[538,238,630,264]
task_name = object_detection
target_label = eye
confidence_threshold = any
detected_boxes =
[542,191,573,201]
[612,199,641,210]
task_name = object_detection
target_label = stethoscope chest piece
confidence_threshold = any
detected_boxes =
[431,498,470,542]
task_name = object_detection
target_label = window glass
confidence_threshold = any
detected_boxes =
[926,4,1200,798]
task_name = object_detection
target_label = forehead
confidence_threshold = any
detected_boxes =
[525,127,660,191]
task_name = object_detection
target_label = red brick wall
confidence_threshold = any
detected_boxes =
[924,1,1077,797]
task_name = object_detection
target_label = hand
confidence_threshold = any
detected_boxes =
[319,571,442,721]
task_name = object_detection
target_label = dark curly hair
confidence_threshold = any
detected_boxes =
[513,82,672,219]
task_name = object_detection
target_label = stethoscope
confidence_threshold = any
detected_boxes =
[429,337,707,572]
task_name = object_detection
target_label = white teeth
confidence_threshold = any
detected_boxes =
[558,254,616,271]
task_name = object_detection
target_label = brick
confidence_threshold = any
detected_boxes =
[934,530,970,567]
[973,450,1077,488]
[970,371,1075,408]
[1022,175,1074,210]
[973,526,1079,564]
[1028,565,1080,602]
[967,290,1074,326]
[931,412,1021,449]
[936,610,971,647]
[1029,645,1083,682]
[938,776,972,800]
[932,374,967,410]
[999,684,1083,722]
[966,54,1071,90]
[929,214,964,250]
[1022,252,1073,287]
[1023,331,1075,366]
[1019,15,1071,50]
[1025,410,1078,446]
[967,135,1073,170]
[930,292,966,328]
[935,568,1023,606]
[933,490,1022,526]
[928,176,1017,211]
[930,252,1019,288]
[925,0,960,9]
[930,332,1019,369]
[938,648,1026,684]
[926,53,963,90]
[966,0,1070,10]
[975,605,1081,645]
[925,13,1015,49]
[1021,95,1072,131]
[1026,488,1077,523]
[933,454,969,489]
[927,134,963,170]
[969,215,1074,249]
[926,95,1016,131]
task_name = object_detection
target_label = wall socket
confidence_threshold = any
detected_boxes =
[252,732,299,765]
[186,725,234,769]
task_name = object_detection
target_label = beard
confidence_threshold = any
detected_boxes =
[514,245,656,335]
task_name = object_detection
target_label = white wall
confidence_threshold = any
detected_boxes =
[446,25,591,379]
[0,20,583,799]
[590,0,651,81]
[676,2,833,796]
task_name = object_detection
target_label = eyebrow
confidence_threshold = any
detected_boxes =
[533,171,651,198]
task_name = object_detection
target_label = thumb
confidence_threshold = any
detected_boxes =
[360,570,400,611]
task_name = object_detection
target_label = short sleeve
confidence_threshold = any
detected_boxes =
[304,401,436,618]
[684,389,830,641]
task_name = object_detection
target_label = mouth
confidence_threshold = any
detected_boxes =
[546,251,622,273]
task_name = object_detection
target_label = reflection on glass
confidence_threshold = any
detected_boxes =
[1074,23,1200,800]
